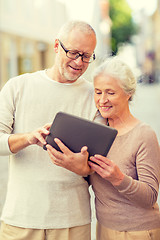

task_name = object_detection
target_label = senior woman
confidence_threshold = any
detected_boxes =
[47,57,160,240]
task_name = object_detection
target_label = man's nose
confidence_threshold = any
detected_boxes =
[73,55,84,65]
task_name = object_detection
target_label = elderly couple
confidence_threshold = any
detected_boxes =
[0,20,160,240]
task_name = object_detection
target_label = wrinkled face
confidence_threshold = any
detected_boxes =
[94,74,131,120]
[54,29,96,83]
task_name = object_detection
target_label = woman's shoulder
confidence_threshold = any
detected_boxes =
[129,122,159,149]
[134,121,157,137]
[118,121,158,145]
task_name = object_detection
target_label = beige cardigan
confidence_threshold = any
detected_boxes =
[90,122,160,231]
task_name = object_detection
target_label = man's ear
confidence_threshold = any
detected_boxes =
[54,39,59,53]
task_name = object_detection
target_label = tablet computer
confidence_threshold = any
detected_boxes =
[43,112,118,157]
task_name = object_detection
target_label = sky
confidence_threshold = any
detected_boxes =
[57,0,158,18]
[127,0,157,15]
[57,0,96,24]
[56,0,158,29]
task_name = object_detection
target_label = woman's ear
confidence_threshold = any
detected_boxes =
[128,94,132,101]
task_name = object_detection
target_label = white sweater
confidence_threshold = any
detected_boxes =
[0,70,97,229]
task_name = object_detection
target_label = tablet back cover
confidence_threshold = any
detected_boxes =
[43,112,117,157]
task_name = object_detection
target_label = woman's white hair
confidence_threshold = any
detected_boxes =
[93,56,137,101]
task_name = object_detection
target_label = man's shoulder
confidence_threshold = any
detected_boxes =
[78,77,93,90]
[8,71,43,85]
[80,77,92,85]
[13,70,42,79]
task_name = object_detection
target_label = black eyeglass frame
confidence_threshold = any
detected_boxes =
[58,39,96,63]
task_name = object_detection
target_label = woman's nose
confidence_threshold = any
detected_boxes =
[99,94,108,104]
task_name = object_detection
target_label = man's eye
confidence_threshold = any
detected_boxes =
[69,52,78,56]
[83,55,91,59]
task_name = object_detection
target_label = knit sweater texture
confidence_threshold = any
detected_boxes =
[90,122,160,231]
[0,70,97,229]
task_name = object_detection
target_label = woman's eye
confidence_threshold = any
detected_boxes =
[95,91,102,95]
[108,92,115,95]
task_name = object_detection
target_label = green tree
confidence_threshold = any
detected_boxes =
[109,0,137,54]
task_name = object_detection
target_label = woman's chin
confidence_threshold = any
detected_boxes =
[99,111,110,119]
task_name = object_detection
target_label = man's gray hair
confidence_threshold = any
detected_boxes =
[57,20,96,42]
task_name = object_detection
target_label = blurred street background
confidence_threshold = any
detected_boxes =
[0,0,160,239]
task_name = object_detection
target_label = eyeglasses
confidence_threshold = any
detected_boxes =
[58,40,95,63]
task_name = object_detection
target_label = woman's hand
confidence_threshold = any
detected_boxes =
[89,155,124,186]
[46,138,93,176]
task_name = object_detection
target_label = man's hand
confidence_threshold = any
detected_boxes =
[8,123,51,153]
[27,123,51,147]
[46,138,93,176]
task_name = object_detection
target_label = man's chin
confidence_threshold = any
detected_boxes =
[64,73,81,82]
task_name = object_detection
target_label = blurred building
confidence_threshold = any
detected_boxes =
[152,0,160,82]
[0,0,111,89]
[133,0,160,83]
[0,0,67,89]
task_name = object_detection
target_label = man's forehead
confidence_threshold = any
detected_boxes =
[65,31,96,52]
